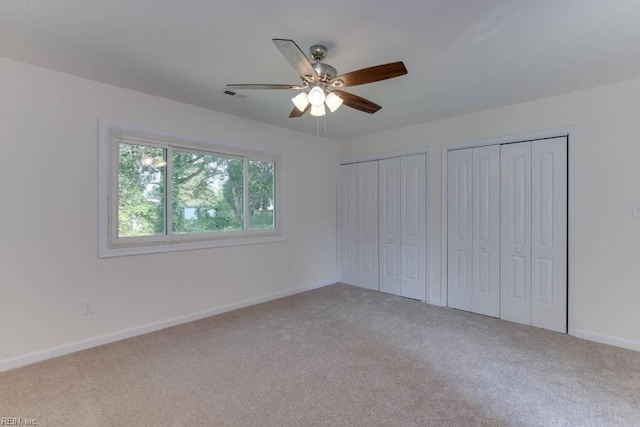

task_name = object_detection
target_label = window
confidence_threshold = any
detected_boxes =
[99,123,283,257]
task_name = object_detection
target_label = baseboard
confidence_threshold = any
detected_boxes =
[574,329,640,352]
[0,280,335,373]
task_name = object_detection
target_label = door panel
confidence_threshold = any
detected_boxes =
[510,255,527,300]
[401,155,426,300]
[340,164,359,285]
[404,245,419,280]
[476,252,490,293]
[447,149,473,311]
[531,137,567,332]
[500,142,532,325]
[358,161,379,290]
[379,158,401,295]
[472,145,500,317]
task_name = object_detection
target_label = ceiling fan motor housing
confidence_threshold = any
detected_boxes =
[309,44,337,82]
[313,62,337,81]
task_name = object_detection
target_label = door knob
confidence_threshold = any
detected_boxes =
[480,245,486,250]
[515,248,521,254]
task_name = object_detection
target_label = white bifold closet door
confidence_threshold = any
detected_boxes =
[401,155,426,300]
[379,155,426,300]
[500,141,532,324]
[340,163,359,286]
[501,137,567,332]
[357,161,379,290]
[530,138,567,332]
[448,137,566,332]
[447,149,473,311]
[447,146,500,317]
[340,161,379,290]
[341,155,426,299]
[379,158,402,295]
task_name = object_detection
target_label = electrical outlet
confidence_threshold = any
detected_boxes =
[82,300,95,315]
[633,204,640,218]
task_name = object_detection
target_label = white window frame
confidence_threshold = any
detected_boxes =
[98,121,285,258]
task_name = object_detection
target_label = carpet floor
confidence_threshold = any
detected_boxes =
[1,283,639,426]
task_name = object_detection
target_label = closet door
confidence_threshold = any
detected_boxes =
[472,145,500,317]
[500,142,532,325]
[531,137,567,332]
[340,164,359,285]
[379,158,402,295]
[401,154,426,300]
[447,149,473,311]
[357,161,379,290]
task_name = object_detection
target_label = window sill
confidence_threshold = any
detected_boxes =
[98,234,285,258]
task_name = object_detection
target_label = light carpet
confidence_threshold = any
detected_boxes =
[1,283,639,426]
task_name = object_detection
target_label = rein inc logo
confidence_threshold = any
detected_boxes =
[1,418,38,426]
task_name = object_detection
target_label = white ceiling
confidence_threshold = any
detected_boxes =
[2,0,640,140]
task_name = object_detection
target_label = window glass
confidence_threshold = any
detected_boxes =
[172,150,243,233]
[249,160,275,230]
[117,143,166,238]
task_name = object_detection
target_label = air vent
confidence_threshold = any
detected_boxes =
[220,89,247,99]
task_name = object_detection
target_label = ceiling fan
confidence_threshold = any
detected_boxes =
[226,39,408,118]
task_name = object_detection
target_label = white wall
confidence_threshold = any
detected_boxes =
[0,57,339,368]
[341,77,640,351]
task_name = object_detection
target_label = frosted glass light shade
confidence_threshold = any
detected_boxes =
[308,86,326,106]
[292,92,309,112]
[325,92,343,112]
[310,103,326,117]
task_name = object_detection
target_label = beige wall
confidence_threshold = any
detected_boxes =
[0,57,339,367]
[341,77,640,350]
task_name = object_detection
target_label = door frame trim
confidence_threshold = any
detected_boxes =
[440,126,576,335]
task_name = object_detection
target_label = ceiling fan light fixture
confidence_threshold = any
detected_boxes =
[292,92,309,111]
[307,86,326,106]
[310,103,326,117]
[325,92,343,112]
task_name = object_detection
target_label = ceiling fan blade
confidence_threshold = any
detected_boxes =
[332,90,382,114]
[225,84,304,90]
[289,104,311,118]
[329,62,407,87]
[273,39,318,83]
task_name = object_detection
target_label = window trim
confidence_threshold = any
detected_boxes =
[98,121,285,258]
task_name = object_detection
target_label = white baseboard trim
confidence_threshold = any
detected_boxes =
[0,280,335,373]
[573,329,640,352]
